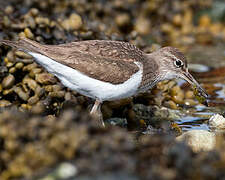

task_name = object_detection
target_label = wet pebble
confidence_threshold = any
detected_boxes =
[61,13,83,31]
[24,28,34,39]
[49,91,65,98]
[176,130,216,153]
[15,51,32,59]
[208,114,225,131]
[28,95,39,105]
[15,62,24,69]
[2,74,15,89]
[185,90,194,99]
[23,63,38,71]
[170,86,184,105]
[184,99,197,106]
[163,100,178,110]
[23,78,38,91]
[0,100,12,107]
[29,68,42,78]
[35,73,57,85]
[14,87,29,101]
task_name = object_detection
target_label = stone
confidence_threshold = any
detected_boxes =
[2,74,15,89]
[176,130,216,153]
[208,114,225,130]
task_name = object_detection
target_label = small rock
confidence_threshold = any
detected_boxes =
[15,51,32,59]
[15,62,24,69]
[28,95,39,105]
[24,28,34,39]
[2,74,15,89]
[208,114,225,130]
[105,118,127,127]
[14,87,29,101]
[0,100,12,107]
[61,13,83,31]
[0,66,8,80]
[115,13,130,27]
[35,73,57,85]
[135,17,151,35]
[23,77,38,91]
[49,91,65,98]
[9,67,16,73]
[176,130,216,152]
[57,162,77,179]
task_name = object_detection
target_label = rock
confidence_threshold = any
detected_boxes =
[61,13,83,31]
[105,118,127,127]
[2,74,15,89]
[28,95,39,105]
[135,17,151,35]
[14,87,29,101]
[15,50,32,59]
[208,114,225,130]
[23,77,38,91]
[0,100,12,107]
[24,28,34,39]
[176,130,216,152]
[0,66,8,80]
[35,73,57,85]
[57,163,77,179]
[115,13,131,27]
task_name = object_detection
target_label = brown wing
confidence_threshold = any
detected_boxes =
[13,38,144,84]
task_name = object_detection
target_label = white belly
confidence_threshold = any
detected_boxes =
[29,52,143,102]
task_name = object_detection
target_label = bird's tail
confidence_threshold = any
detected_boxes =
[0,38,41,53]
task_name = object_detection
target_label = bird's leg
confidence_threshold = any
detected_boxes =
[90,99,105,127]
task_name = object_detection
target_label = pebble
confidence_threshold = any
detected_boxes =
[115,13,130,27]
[35,73,57,85]
[185,90,194,99]
[29,68,42,78]
[28,95,39,105]
[0,100,12,107]
[3,89,13,95]
[184,99,197,106]
[35,86,45,97]
[9,67,16,73]
[23,78,38,91]
[135,17,151,35]
[61,13,83,31]
[49,91,65,98]
[35,17,50,26]
[24,28,34,39]
[15,62,24,69]
[208,114,225,130]
[15,51,32,59]
[23,63,38,71]
[14,87,29,101]
[2,74,15,89]
[5,6,14,14]
[176,130,216,153]
[163,100,178,110]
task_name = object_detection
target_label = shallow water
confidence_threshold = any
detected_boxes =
[178,72,225,131]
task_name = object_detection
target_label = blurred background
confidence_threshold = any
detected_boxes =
[0,0,225,180]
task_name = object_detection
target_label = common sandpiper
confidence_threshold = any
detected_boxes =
[0,38,208,126]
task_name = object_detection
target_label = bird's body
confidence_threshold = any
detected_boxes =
[0,38,208,126]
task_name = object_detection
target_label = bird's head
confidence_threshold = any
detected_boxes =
[151,47,208,98]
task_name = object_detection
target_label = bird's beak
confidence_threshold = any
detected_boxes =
[181,70,208,98]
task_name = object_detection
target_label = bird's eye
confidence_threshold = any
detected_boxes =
[174,59,183,68]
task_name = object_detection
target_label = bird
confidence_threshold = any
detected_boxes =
[0,38,208,126]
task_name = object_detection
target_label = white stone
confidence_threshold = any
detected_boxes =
[208,114,225,130]
[176,130,216,153]
[57,162,77,178]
